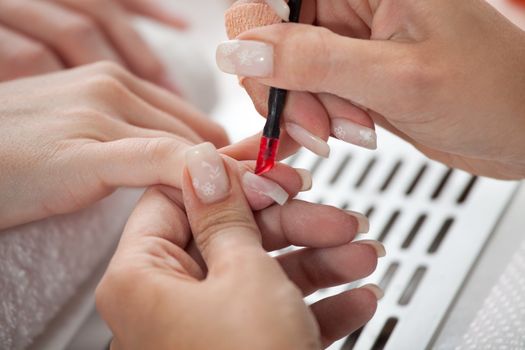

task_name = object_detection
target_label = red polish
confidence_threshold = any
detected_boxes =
[255,137,280,175]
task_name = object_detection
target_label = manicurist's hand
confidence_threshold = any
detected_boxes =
[219,0,525,179]
[0,0,187,91]
[0,62,316,230]
[96,143,383,350]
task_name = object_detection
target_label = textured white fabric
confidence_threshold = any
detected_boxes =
[0,190,141,350]
[457,241,525,350]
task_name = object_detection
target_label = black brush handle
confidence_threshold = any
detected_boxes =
[263,0,303,139]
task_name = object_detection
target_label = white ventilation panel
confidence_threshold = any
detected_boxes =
[285,129,518,350]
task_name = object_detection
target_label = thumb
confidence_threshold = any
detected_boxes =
[182,142,265,269]
[216,22,411,113]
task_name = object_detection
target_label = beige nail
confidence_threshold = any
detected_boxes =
[361,284,385,300]
[345,210,370,234]
[185,143,230,204]
[332,118,377,150]
[242,172,289,206]
[296,168,313,191]
[357,240,386,258]
[216,40,274,77]
[285,123,330,158]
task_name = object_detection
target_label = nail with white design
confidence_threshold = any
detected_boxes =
[265,0,290,21]
[331,118,377,150]
[216,40,274,77]
[185,143,230,204]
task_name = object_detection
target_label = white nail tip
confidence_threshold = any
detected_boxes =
[243,172,289,206]
[332,118,377,150]
[345,210,370,234]
[265,0,290,21]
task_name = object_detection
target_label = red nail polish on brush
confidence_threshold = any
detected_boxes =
[254,0,303,175]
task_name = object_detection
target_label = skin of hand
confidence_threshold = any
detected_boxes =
[96,144,384,350]
[0,62,319,230]
[0,0,187,91]
[218,0,525,179]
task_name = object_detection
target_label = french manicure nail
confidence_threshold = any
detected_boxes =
[185,143,230,204]
[285,123,331,158]
[357,240,386,258]
[332,118,377,150]
[265,0,290,21]
[345,210,370,234]
[296,169,312,191]
[216,40,274,77]
[361,284,385,300]
[242,172,289,206]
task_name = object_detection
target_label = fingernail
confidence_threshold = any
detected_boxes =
[265,0,290,21]
[285,123,330,158]
[345,210,370,234]
[185,142,230,204]
[332,118,377,150]
[216,40,274,77]
[242,172,289,205]
[361,284,385,300]
[357,240,386,258]
[296,169,312,191]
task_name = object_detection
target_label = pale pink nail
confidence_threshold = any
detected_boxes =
[285,123,330,158]
[345,210,370,234]
[357,240,386,258]
[185,143,230,204]
[216,40,274,77]
[332,118,377,150]
[242,172,289,206]
[361,284,385,300]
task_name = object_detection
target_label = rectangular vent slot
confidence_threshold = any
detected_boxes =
[342,327,364,350]
[378,262,400,292]
[355,158,378,189]
[380,160,403,192]
[401,214,427,249]
[330,154,353,185]
[431,168,454,200]
[405,164,428,196]
[378,210,401,243]
[371,318,398,350]
[457,176,478,204]
[398,266,427,306]
[428,218,455,254]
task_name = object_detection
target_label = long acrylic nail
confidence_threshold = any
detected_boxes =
[357,240,386,258]
[332,118,377,150]
[296,169,312,191]
[361,284,385,300]
[345,210,370,234]
[243,172,289,205]
[285,123,330,158]
[216,40,274,77]
[185,143,230,204]
[265,0,290,21]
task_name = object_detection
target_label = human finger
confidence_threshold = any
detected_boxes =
[0,24,62,81]
[0,0,123,66]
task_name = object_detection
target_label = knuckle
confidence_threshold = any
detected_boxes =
[193,206,259,254]
[82,74,132,101]
[92,61,128,79]
[395,49,441,98]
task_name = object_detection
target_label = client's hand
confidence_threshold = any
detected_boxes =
[96,143,382,350]
[0,0,186,91]
[0,63,313,230]
[219,0,525,179]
